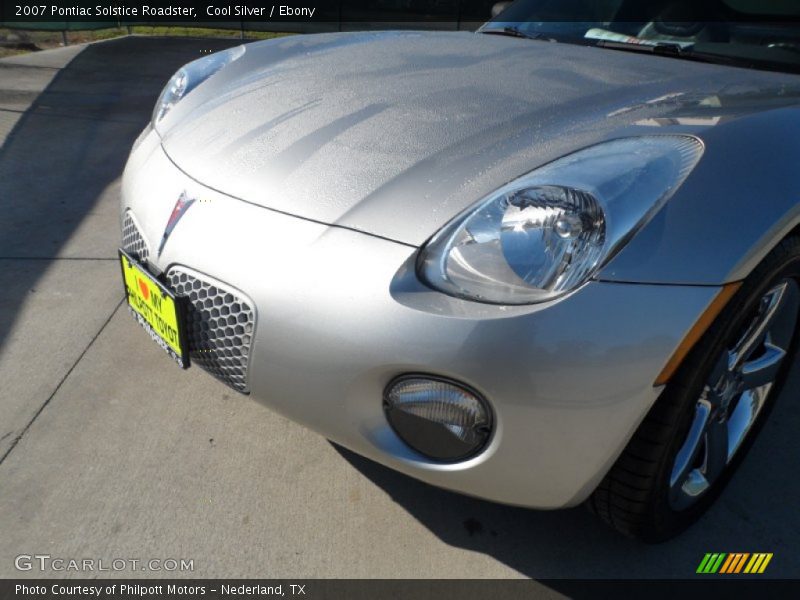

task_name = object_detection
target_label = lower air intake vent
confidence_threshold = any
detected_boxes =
[167,267,255,393]
[122,211,150,263]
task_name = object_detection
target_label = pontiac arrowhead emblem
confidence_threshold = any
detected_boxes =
[157,191,196,257]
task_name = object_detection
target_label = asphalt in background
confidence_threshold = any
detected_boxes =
[0,37,798,581]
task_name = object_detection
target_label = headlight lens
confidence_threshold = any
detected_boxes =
[152,45,246,126]
[418,136,703,304]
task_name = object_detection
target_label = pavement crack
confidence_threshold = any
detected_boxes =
[0,64,61,72]
[0,298,124,466]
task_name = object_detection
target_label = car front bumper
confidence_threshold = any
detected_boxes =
[121,130,721,508]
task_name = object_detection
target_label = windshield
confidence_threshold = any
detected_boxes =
[481,0,800,73]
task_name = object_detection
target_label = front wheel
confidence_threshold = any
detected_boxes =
[588,237,800,542]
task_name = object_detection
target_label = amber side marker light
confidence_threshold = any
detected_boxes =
[655,282,743,386]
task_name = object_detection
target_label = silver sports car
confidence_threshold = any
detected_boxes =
[119,1,800,541]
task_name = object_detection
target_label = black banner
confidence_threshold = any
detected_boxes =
[3,580,800,600]
[3,0,800,25]
[2,1,493,24]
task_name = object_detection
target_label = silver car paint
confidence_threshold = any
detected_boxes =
[158,31,800,286]
[121,31,800,508]
[123,131,719,507]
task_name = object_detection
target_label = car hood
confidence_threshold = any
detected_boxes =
[160,31,800,246]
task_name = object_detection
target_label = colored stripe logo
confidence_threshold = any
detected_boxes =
[697,553,773,574]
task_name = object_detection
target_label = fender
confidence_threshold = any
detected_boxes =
[600,105,800,285]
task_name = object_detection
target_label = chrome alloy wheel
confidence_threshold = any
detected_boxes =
[669,279,800,510]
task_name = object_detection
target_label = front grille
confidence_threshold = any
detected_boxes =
[122,211,254,393]
[167,267,255,393]
[122,211,150,263]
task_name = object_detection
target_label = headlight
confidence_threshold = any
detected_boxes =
[152,45,246,126]
[418,136,703,304]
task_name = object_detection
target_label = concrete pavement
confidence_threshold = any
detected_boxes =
[0,37,798,582]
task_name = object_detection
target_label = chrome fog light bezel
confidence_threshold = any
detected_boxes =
[383,374,494,463]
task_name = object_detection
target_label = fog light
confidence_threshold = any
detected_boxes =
[383,375,492,462]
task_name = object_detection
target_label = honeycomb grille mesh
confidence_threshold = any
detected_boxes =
[122,211,149,263]
[166,268,254,393]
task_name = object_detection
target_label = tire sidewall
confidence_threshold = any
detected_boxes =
[646,244,800,541]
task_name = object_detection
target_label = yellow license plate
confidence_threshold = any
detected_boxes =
[119,249,189,368]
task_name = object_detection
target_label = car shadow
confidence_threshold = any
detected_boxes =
[0,36,243,348]
[331,358,800,580]
[0,37,244,455]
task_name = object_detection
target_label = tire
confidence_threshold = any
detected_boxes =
[588,236,800,542]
